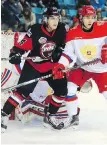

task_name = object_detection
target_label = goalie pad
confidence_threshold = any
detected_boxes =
[30,81,54,103]
[15,96,69,123]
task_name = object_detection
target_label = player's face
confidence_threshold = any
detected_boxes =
[47,16,59,31]
[82,15,95,29]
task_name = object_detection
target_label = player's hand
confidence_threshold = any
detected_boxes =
[101,44,107,64]
[52,63,65,79]
[9,52,21,64]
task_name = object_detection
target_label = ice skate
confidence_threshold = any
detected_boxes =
[43,107,64,130]
[64,108,80,129]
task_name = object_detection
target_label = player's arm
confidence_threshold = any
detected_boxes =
[59,40,76,68]
[52,30,77,79]
[52,23,66,62]
[59,28,77,68]
[99,21,107,64]
[9,28,33,64]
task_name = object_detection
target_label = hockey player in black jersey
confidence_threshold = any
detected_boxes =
[1,7,67,132]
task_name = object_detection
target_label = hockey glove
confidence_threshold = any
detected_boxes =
[9,51,22,64]
[52,46,64,63]
[101,44,107,64]
[52,63,65,79]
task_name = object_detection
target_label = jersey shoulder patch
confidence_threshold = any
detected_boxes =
[26,24,41,37]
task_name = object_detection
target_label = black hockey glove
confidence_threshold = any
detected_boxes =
[9,51,22,64]
[52,47,64,63]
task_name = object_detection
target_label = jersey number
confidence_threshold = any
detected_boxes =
[19,39,27,46]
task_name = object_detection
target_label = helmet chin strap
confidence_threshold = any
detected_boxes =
[82,22,93,32]
[80,15,95,31]
[82,22,89,30]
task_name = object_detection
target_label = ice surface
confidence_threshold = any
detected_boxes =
[1,81,107,145]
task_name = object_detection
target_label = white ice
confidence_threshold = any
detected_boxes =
[1,80,107,145]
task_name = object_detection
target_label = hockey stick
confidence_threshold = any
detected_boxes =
[1,74,52,93]
[63,58,101,72]
[1,56,48,62]
[1,58,101,93]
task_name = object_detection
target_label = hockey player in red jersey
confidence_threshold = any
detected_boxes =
[1,7,68,132]
[52,5,107,128]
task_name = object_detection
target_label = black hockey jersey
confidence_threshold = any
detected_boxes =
[13,23,66,72]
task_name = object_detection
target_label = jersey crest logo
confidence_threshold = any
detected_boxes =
[40,42,56,59]
[39,37,47,44]
[80,44,97,60]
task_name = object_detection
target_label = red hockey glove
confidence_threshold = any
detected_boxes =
[52,63,65,79]
[101,44,107,64]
